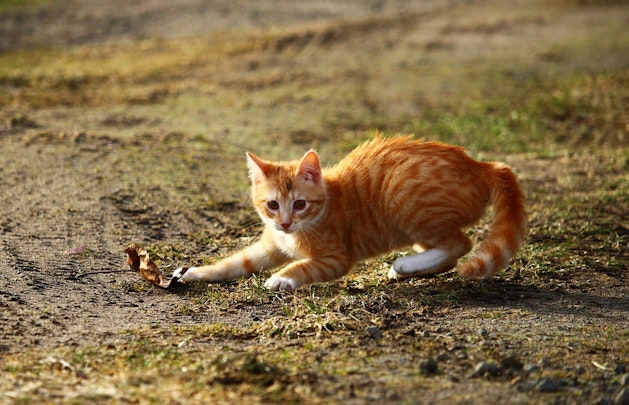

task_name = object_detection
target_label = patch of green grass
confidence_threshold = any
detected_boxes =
[0,0,46,11]
[405,71,628,155]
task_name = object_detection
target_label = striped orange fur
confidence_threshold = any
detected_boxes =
[174,134,527,290]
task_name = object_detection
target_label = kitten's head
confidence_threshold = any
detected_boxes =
[247,149,326,234]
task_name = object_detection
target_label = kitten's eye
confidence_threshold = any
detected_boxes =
[293,200,307,211]
[267,200,280,211]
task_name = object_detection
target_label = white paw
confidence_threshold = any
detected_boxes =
[172,266,197,282]
[392,257,413,274]
[264,276,298,291]
[392,249,449,275]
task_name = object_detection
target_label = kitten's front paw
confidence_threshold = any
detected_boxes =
[172,266,196,282]
[264,276,298,291]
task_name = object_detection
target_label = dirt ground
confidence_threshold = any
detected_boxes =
[0,0,474,353]
[0,0,628,403]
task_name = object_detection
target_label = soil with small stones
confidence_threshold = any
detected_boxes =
[0,0,627,403]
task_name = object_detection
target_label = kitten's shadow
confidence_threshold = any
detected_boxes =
[164,272,627,324]
[383,277,628,322]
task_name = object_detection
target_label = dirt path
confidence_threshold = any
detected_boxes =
[0,0,451,52]
[0,135,166,349]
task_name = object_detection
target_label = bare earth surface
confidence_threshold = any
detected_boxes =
[0,0,628,404]
[0,0,471,353]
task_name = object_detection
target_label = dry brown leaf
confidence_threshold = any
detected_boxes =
[125,243,185,289]
[125,244,141,271]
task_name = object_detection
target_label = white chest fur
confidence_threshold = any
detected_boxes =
[273,230,301,258]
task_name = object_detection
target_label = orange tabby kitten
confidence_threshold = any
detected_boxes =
[173,134,527,290]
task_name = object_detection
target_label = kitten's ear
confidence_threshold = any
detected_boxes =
[296,150,321,184]
[246,152,271,184]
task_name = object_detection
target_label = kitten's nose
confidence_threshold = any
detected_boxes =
[281,222,291,230]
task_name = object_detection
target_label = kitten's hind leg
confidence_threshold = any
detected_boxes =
[388,231,472,279]
[388,248,458,279]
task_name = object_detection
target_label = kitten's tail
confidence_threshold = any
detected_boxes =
[458,163,527,278]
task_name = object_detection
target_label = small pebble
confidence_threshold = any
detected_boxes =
[386,390,401,401]
[421,330,430,338]
[64,245,87,255]
[524,364,541,375]
[469,361,499,378]
[478,328,489,338]
[436,353,450,362]
[403,328,416,337]
[502,355,524,371]
[419,358,438,375]
[537,378,561,393]
[366,326,382,340]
